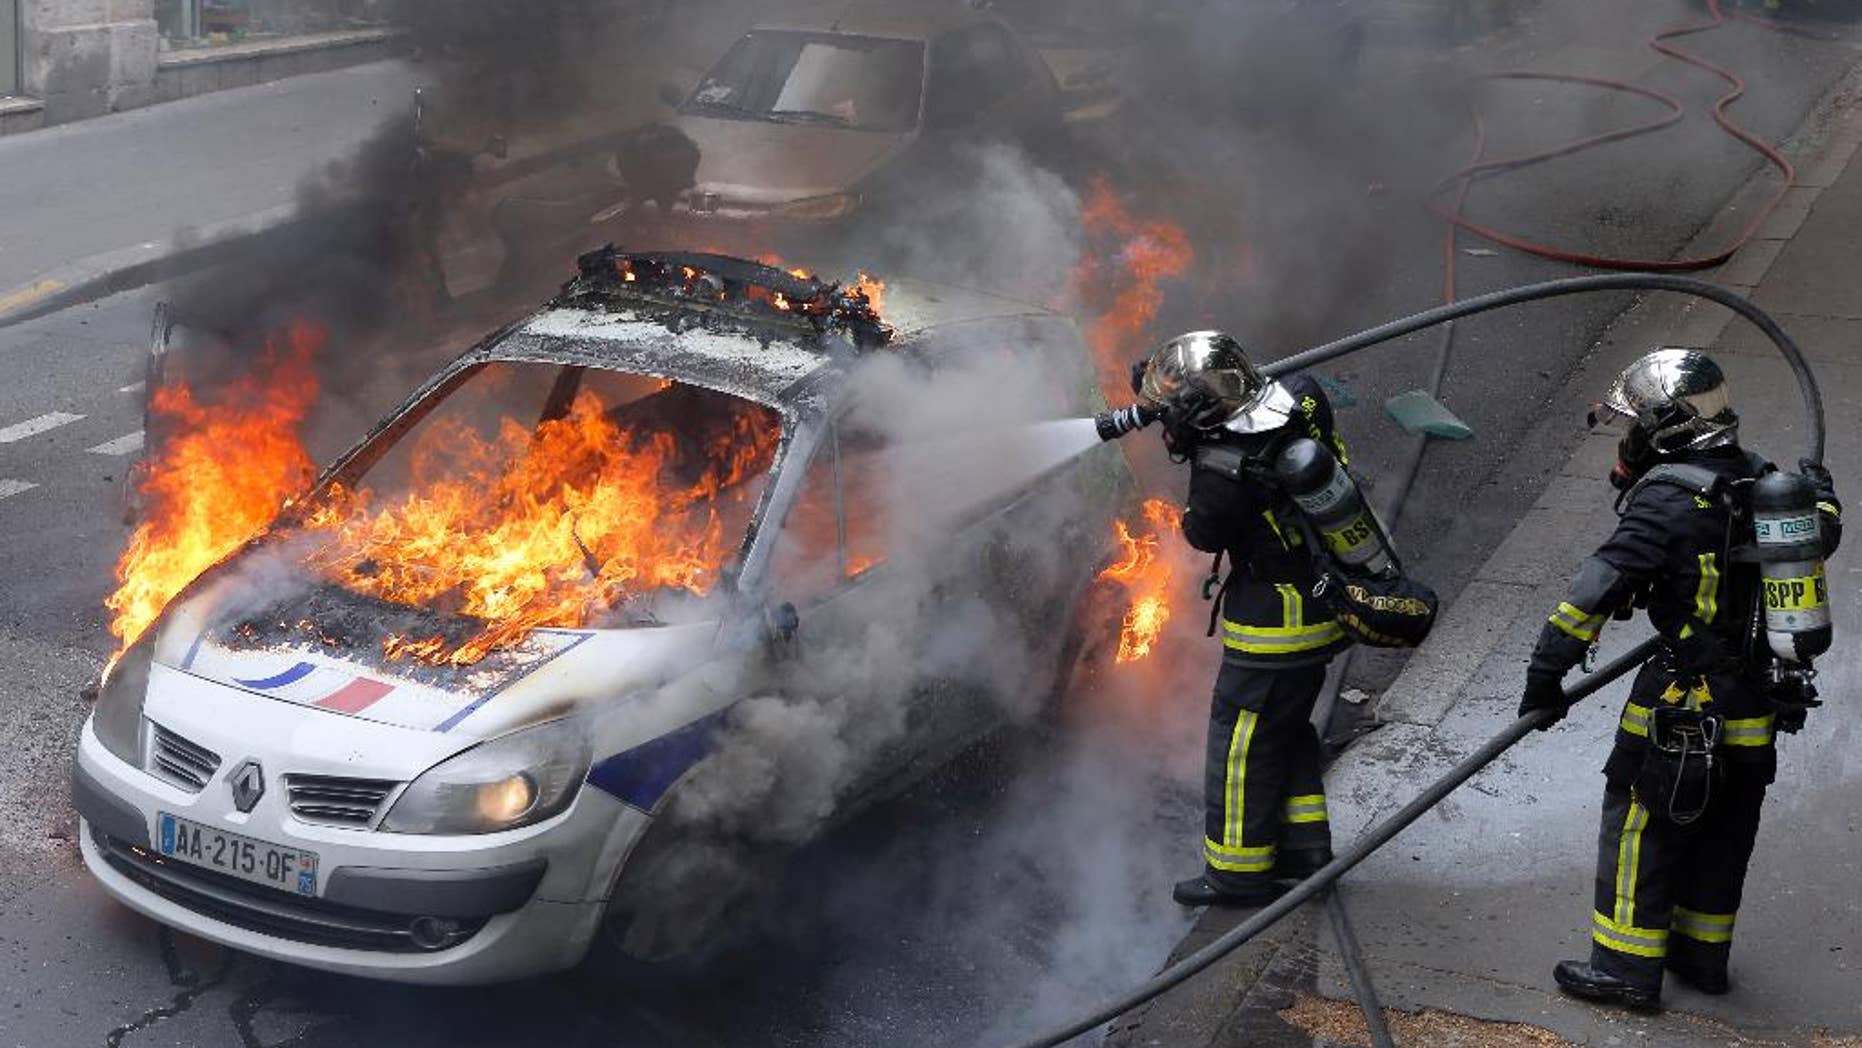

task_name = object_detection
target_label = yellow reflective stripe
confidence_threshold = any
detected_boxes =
[1282,793,1329,825]
[1620,702,1651,738]
[1276,584,1304,628]
[1695,553,1720,624]
[1592,911,1668,958]
[1262,509,1288,549]
[1614,797,1650,927]
[1223,711,1259,849]
[1817,501,1840,519]
[1549,601,1605,642]
[1721,715,1774,747]
[1659,680,1712,711]
[1221,622,1347,654]
[1672,906,1736,944]
[1204,838,1276,872]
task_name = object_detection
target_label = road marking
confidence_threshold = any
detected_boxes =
[0,412,84,443]
[120,382,145,395]
[88,431,146,456]
[0,279,68,316]
[0,480,37,501]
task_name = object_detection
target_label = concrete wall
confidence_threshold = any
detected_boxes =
[4,0,21,95]
[8,0,398,132]
[20,0,159,123]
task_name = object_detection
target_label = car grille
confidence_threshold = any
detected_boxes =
[147,723,221,793]
[285,775,399,827]
[92,828,484,953]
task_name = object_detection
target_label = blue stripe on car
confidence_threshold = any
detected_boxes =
[235,662,317,690]
[586,711,727,812]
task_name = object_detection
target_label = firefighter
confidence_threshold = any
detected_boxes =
[1518,348,1841,1009]
[1132,331,1354,907]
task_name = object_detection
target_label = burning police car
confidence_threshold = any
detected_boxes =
[74,251,1128,983]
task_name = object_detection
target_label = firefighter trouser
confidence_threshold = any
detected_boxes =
[1202,662,1331,890]
[1588,770,1768,988]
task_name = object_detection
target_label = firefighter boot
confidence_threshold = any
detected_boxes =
[1553,960,1662,1012]
[1273,847,1333,882]
[1664,956,1730,995]
[1173,875,1285,908]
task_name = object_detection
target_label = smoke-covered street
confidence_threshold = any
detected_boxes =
[3,1,1861,1046]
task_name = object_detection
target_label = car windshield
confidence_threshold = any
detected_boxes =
[278,362,782,664]
[686,31,925,133]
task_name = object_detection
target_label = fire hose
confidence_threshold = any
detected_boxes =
[1048,272,1824,1048]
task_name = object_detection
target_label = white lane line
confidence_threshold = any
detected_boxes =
[0,412,84,444]
[0,480,37,501]
[88,431,146,456]
[120,381,146,394]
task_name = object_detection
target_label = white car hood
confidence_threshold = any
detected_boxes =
[151,588,719,742]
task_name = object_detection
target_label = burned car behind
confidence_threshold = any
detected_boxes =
[74,251,1130,983]
[433,2,1072,298]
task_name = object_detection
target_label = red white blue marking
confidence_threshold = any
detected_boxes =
[181,630,594,732]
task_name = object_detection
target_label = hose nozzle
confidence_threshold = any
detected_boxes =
[1096,403,1160,442]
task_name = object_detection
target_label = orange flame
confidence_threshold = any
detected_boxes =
[1097,498,1184,664]
[106,323,323,654]
[1073,176,1195,406]
[854,272,887,314]
[1072,180,1196,659]
[299,388,777,666]
[108,334,780,667]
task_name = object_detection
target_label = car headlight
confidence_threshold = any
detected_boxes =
[775,192,862,222]
[93,644,153,765]
[381,718,591,835]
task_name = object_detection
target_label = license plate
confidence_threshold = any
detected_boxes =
[157,813,318,896]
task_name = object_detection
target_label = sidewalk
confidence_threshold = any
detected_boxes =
[1120,73,1862,1048]
[0,61,414,313]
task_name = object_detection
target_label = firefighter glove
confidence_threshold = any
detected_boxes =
[1130,358,1149,396]
[1518,669,1570,730]
[1798,457,1835,496]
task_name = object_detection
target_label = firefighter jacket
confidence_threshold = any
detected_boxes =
[1527,446,1842,783]
[1182,374,1354,668]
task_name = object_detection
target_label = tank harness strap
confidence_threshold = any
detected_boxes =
[1616,462,1723,514]
[1204,551,1227,639]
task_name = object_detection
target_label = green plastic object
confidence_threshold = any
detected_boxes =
[1313,373,1357,408]
[1384,389,1473,439]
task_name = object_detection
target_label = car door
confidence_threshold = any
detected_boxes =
[922,21,1058,142]
[757,413,1000,804]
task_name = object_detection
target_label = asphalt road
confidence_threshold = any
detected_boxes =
[3,0,1862,1045]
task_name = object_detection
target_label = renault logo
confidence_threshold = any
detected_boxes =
[229,760,265,813]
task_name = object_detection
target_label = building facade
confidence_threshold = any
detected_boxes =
[1,0,398,135]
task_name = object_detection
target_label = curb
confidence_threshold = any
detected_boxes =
[0,203,298,330]
[1136,47,1862,1048]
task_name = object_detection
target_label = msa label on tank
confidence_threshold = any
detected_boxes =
[1763,574,1828,612]
[1755,514,1820,544]
[1292,467,1353,516]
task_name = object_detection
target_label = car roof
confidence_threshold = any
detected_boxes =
[471,251,1059,417]
[750,0,1001,41]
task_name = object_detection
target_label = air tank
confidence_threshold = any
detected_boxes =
[1274,437,1395,577]
[1751,470,1831,664]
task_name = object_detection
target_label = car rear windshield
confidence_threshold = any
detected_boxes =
[291,362,782,645]
[687,31,925,133]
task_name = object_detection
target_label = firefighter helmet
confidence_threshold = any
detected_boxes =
[1592,348,1739,453]
[1139,331,1295,435]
